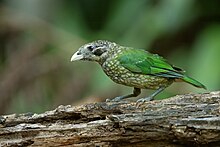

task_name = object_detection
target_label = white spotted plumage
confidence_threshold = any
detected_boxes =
[101,46,172,89]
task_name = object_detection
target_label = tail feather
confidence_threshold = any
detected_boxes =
[182,76,206,89]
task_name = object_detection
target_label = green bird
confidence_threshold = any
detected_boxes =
[71,40,206,102]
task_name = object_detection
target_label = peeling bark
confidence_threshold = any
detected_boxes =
[0,91,220,146]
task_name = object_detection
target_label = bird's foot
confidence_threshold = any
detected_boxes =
[111,96,123,102]
[136,97,154,107]
[105,98,111,102]
[106,96,128,102]
[137,96,154,102]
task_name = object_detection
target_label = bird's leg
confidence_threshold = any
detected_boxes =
[109,88,141,102]
[137,87,165,102]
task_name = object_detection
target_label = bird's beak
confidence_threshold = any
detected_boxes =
[71,51,84,61]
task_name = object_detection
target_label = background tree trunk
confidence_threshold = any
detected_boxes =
[0,91,220,146]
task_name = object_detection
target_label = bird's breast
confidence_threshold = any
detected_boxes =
[102,58,172,89]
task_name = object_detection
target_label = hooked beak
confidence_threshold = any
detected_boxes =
[71,51,84,61]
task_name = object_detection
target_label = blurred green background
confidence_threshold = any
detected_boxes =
[0,0,219,114]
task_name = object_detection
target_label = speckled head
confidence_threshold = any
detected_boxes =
[70,40,116,63]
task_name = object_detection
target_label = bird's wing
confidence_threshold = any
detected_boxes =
[117,48,184,78]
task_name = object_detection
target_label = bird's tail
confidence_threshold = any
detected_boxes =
[181,75,206,89]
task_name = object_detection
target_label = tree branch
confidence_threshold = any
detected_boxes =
[0,91,220,146]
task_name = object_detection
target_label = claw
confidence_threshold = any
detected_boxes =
[105,98,111,102]
[105,97,124,102]
[111,97,122,102]
[136,97,153,108]
[137,97,153,102]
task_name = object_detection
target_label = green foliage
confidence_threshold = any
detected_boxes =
[0,0,219,114]
[188,25,220,91]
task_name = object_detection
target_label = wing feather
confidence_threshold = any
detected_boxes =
[117,48,183,78]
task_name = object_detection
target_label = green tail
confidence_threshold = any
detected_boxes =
[182,76,206,89]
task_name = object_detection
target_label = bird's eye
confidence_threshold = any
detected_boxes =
[93,48,103,56]
[87,45,95,51]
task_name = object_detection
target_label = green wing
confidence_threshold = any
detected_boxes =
[117,48,184,78]
[117,48,206,89]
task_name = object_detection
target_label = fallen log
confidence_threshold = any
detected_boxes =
[0,91,220,146]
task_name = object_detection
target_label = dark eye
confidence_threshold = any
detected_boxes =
[87,45,95,51]
[93,48,103,56]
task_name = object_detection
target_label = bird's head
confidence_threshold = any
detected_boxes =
[71,40,116,63]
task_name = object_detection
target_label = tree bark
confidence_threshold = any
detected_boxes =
[0,91,220,146]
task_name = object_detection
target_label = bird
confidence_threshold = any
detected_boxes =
[70,40,206,102]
